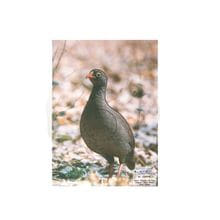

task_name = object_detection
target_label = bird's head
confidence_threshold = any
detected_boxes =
[86,69,108,87]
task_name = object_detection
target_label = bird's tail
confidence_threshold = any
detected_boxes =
[125,149,135,170]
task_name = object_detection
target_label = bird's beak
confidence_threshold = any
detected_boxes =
[86,72,94,79]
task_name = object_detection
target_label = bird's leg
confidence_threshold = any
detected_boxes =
[103,155,114,179]
[117,164,123,177]
[108,162,114,178]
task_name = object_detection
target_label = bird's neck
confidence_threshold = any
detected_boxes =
[88,85,107,106]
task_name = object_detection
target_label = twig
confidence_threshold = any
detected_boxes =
[53,40,66,74]
[52,47,58,62]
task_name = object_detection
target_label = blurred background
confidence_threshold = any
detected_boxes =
[52,40,158,186]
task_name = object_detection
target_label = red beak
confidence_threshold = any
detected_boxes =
[86,73,94,79]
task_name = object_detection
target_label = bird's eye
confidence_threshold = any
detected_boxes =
[96,72,101,77]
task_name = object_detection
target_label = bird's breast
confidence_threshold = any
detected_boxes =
[80,107,118,148]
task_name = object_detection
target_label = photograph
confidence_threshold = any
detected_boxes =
[2,1,219,219]
[52,40,158,186]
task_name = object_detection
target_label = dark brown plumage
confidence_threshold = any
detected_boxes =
[80,69,135,177]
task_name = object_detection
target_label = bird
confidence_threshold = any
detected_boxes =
[80,69,135,178]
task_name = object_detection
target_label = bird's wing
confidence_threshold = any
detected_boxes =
[108,107,135,148]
